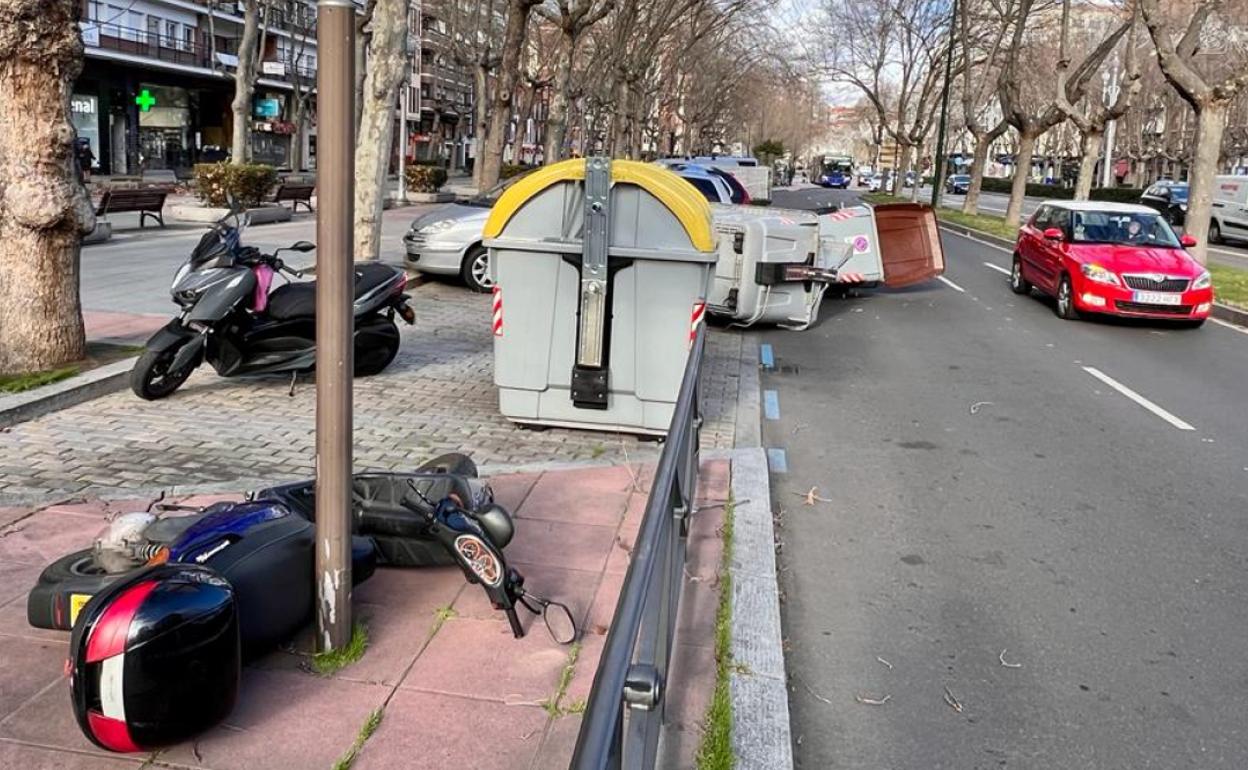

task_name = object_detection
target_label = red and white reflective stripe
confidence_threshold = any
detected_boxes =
[86,580,156,663]
[689,302,706,347]
[88,709,140,753]
[838,272,866,283]
[491,286,503,337]
[824,210,856,221]
[99,654,128,722]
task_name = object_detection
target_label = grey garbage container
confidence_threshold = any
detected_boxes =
[482,157,717,435]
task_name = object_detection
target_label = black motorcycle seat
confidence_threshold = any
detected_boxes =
[266,264,398,321]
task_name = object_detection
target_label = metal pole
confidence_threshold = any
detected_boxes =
[400,79,409,202]
[314,0,355,653]
[931,0,958,210]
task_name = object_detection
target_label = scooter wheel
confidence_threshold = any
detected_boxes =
[131,348,196,400]
[27,549,119,630]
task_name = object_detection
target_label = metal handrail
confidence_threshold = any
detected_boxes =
[570,325,705,770]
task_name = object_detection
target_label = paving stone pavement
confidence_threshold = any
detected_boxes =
[0,281,745,503]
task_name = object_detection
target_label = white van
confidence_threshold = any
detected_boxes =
[1211,175,1248,244]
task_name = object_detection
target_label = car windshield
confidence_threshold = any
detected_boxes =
[469,169,536,206]
[1070,210,1181,248]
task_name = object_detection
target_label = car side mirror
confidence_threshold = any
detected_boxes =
[290,240,316,252]
[1180,234,1197,248]
[1043,227,1064,241]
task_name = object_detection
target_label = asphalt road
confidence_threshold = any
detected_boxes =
[766,186,1248,768]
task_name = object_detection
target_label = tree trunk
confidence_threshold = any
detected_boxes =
[895,142,913,196]
[962,131,992,214]
[353,0,408,262]
[480,1,535,189]
[1073,128,1102,201]
[0,0,92,374]
[909,140,923,202]
[629,83,645,160]
[472,62,489,187]
[1005,129,1038,228]
[1184,101,1228,265]
[543,33,576,164]
[230,0,261,164]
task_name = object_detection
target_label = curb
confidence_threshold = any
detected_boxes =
[0,356,137,431]
[937,222,1248,328]
[726,446,793,770]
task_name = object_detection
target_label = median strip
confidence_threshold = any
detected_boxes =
[1081,366,1196,431]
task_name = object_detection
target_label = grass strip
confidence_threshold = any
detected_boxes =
[311,622,369,676]
[541,641,583,717]
[331,708,384,770]
[0,366,79,394]
[695,497,735,770]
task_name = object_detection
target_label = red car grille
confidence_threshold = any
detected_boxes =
[1115,301,1192,316]
[1122,275,1189,292]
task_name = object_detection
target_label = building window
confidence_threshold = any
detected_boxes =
[164,20,178,48]
[183,25,194,51]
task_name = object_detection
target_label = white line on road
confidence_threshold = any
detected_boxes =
[1081,366,1196,431]
[983,262,1012,276]
[1210,317,1248,336]
[937,275,966,293]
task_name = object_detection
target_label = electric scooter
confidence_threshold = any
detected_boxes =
[130,209,416,400]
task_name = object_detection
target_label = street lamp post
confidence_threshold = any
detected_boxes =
[1101,67,1121,189]
[314,0,355,653]
[931,0,959,209]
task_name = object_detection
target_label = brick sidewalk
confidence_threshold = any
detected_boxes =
[0,460,730,770]
[0,281,744,502]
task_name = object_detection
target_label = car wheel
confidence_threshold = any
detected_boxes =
[460,245,492,293]
[1209,220,1223,245]
[1055,274,1080,320]
[1010,254,1032,295]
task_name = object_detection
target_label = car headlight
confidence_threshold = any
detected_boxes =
[1081,263,1121,286]
[417,219,457,235]
[1192,271,1211,290]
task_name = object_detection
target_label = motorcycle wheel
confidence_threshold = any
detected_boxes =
[131,347,196,400]
[354,318,400,376]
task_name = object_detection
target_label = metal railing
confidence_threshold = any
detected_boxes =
[570,326,705,770]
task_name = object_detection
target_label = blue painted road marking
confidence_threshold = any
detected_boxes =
[763,390,780,421]
[760,344,775,369]
[766,448,788,473]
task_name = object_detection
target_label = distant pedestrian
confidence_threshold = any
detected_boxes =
[75,138,95,181]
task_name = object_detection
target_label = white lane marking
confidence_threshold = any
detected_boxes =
[1210,317,1248,335]
[1081,366,1196,431]
[937,275,966,293]
[983,262,1012,276]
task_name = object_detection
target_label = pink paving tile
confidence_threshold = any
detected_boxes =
[83,311,166,344]
[0,740,145,769]
[665,641,716,731]
[525,712,583,770]
[0,593,72,644]
[0,673,117,758]
[505,519,617,574]
[353,689,549,770]
[696,459,731,504]
[562,632,605,708]
[516,466,632,527]
[686,528,726,583]
[616,493,646,553]
[488,472,541,512]
[0,560,44,609]
[172,493,246,508]
[0,511,104,567]
[0,638,66,721]
[351,564,465,608]
[155,669,390,770]
[453,564,602,633]
[675,571,721,646]
[400,617,569,705]
[689,502,727,541]
[0,506,34,529]
[585,570,625,637]
[41,500,116,518]
[604,538,630,576]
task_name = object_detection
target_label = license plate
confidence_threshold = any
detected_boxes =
[69,593,92,626]
[1133,291,1182,305]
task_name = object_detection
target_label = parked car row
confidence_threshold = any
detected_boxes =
[1138,175,1248,245]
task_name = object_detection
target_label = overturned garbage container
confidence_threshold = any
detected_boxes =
[483,157,717,435]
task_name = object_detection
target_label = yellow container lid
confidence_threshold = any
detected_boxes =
[482,158,715,253]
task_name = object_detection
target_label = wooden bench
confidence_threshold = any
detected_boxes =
[95,188,169,228]
[274,183,315,213]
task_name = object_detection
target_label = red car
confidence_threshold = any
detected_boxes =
[1011,201,1214,327]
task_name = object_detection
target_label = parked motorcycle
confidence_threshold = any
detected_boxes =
[130,210,416,400]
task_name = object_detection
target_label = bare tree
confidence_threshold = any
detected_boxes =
[998,0,1128,226]
[354,0,410,261]
[959,0,1013,214]
[1140,0,1248,263]
[284,4,316,172]
[0,0,92,374]
[231,0,262,163]
[537,0,614,163]
[479,0,543,188]
[1055,0,1141,200]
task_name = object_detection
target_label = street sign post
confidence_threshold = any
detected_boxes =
[314,0,355,653]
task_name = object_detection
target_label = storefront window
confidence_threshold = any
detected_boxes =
[138,84,191,171]
[71,94,101,169]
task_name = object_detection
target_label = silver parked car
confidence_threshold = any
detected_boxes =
[403,172,535,292]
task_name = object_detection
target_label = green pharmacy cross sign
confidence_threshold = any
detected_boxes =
[135,89,156,112]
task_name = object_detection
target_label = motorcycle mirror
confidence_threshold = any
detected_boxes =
[542,601,577,645]
[290,240,316,252]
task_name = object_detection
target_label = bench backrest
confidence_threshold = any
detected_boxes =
[275,184,315,199]
[98,188,168,211]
